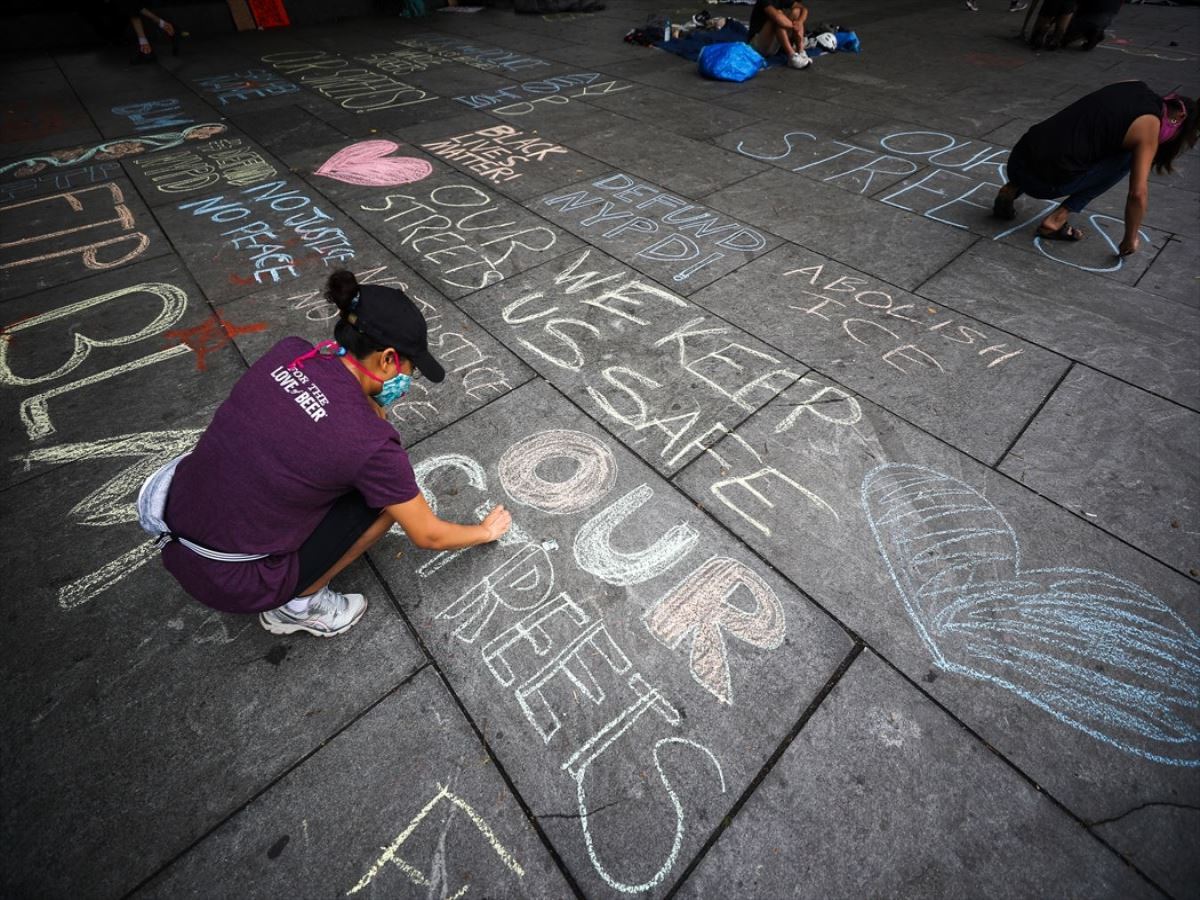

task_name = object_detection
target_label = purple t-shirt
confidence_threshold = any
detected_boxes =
[163,337,420,613]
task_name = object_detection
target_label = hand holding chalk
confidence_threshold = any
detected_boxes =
[481,504,512,542]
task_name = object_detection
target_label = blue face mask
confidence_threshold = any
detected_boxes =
[374,371,412,407]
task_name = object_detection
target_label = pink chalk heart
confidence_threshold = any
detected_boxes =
[315,140,432,187]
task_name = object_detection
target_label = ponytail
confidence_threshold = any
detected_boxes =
[324,270,385,359]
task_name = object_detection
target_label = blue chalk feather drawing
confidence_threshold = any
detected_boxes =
[861,464,1200,766]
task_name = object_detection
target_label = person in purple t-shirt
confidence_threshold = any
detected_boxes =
[161,270,512,637]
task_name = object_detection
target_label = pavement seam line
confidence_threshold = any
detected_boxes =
[661,642,866,899]
[363,552,589,900]
[117,662,429,900]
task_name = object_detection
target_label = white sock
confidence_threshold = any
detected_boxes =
[285,595,312,614]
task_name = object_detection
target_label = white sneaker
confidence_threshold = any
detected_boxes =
[260,586,368,637]
[789,51,811,69]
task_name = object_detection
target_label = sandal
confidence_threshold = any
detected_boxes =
[992,191,1017,221]
[1036,223,1084,242]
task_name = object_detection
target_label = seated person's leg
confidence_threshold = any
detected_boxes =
[750,26,780,56]
[774,21,798,57]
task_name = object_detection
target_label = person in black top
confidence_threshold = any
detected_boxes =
[1029,0,1076,50]
[1060,0,1121,51]
[992,82,1198,255]
[747,0,810,69]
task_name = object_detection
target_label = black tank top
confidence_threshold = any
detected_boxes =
[1015,81,1161,184]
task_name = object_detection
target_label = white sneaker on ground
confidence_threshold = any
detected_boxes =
[260,585,368,637]
[789,51,811,69]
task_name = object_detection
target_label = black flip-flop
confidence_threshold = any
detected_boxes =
[992,192,1016,221]
[1036,223,1084,242]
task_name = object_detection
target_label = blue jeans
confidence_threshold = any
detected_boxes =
[1008,151,1132,213]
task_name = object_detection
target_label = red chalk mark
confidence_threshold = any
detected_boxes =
[165,313,268,370]
[0,312,36,344]
[963,51,1024,70]
[229,273,257,286]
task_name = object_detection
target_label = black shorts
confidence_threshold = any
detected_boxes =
[292,491,381,595]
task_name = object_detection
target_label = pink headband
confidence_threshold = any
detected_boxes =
[1160,93,1186,144]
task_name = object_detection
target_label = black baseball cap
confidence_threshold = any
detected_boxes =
[349,284,445,383]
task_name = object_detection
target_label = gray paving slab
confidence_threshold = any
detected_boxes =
[379,59,522,100]
[0,454,423,899]
[88,91,216,141]
[567,123,768,198]
[533,173,779,294]
[459,24,578,54]
[1109,184,1200,242]
[279,133,453,197]
[368,378,855,897]
[851,121,1011,181]
[871,155,1175,287]
[673,375,1200,888]
[0,121,233,190]
[1094,803,1200,900]
[151,171,380,305]
[0,160,127,207]
[219,255,535,445]
[594,56,762,102]
[805,125,1176,287]
[399,112,611,202]
[123,130,283,208]
[188,62,307,109]
[442,70,637,122]
[0,172,173,302]
[0,256,243,487]
[1001,366,1200,579]
[255,46,455,119]
[0,90,100,160]
[714,122,927,198]
[56,49,196,105]
[916,240,1200,409]
[1136,236,1200,310]
[489,94,636,144]
[579,84,760,141]
[706,170,977,292]
[393,33,563,78]
[848,97,1016,141]
[323,168,583,299]
[137,667,572,899]
[460,247,805,474]
[223,104,348,161]
[709,90,886,138]
[535,39,651,69]
[3,5,1199,897]
[677,651,1155,900]
[688,243,1070,464]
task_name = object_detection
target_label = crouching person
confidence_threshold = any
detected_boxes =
[139,270,511,637]
[993,81,1197,254]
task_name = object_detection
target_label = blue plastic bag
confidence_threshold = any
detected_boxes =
[698,42,765,82]
[836,30,860,52]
